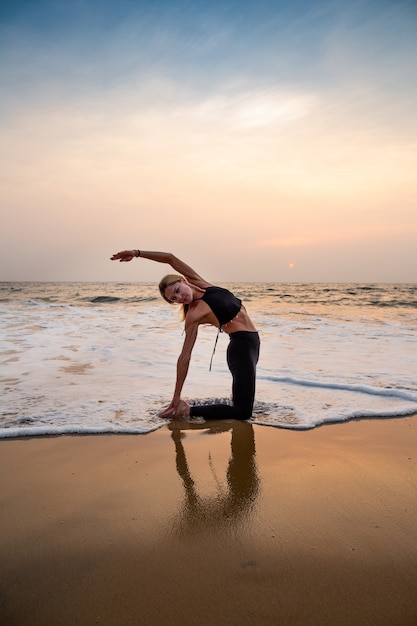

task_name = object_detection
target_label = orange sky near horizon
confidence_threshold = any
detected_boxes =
[1,0,416,283]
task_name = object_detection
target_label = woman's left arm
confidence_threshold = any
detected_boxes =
[110,250,209,287]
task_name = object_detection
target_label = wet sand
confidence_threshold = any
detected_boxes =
[1,416,417,625]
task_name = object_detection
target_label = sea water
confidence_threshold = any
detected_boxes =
[1,282,416,437]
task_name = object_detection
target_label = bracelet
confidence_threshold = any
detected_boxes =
[135,250,141,257]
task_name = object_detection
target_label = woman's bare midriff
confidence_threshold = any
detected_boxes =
[220,306,257,334]
[190,300,257,333]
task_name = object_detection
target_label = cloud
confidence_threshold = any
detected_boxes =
[173,89,318,130]
[1,0,417,281]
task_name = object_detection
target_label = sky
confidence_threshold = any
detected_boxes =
[1,0,416,283]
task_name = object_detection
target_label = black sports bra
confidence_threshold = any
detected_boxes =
[202,286,242,328]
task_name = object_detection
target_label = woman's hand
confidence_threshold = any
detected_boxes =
[158,404,177,418]
[158,398,190,419]
[110,250,138,262]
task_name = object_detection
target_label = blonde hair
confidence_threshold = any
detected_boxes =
[158,274,188,320]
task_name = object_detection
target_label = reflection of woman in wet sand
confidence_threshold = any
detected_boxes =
[169,420,260,534]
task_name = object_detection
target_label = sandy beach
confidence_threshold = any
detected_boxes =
[1,416,417,626]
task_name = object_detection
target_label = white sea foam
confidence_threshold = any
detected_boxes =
[1,282,416,437]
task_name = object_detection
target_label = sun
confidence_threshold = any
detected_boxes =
[288,263,295,269]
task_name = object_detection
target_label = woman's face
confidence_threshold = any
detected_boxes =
[164,279,193,305]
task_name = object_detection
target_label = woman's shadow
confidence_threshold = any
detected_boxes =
[168,420,260,536]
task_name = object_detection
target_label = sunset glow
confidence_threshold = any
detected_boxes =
[1,0,416,282]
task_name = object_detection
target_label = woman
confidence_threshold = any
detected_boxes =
[110,249,260,420]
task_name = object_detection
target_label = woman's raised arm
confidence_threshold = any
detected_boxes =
[110,249,208,286]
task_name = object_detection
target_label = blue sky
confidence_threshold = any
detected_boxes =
[1,0,416,282]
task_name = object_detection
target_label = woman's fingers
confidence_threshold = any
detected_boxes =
[158,404,175,418]
[110,250,134,261]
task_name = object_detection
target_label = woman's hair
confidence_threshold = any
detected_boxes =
[159,274,188,320]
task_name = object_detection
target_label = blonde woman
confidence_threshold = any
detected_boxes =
[111,249,260,420]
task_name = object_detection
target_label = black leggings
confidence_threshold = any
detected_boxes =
[189,331,260,420]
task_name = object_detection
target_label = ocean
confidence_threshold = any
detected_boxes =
[1,281,416,437]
